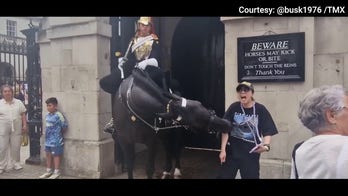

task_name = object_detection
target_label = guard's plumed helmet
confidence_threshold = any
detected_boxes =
[138,17,153,26]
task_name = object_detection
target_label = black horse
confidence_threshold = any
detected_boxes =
[113,68,231,179]
[111,79,186,178]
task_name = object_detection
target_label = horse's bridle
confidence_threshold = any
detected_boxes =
[207,115,216,133]
[124,77,185,133]
[165,97,187,122]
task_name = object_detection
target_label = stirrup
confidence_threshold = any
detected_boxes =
[103,119,115,134]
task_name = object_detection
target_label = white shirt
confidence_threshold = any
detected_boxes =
[0,98,26,133]
[291,134,348,179]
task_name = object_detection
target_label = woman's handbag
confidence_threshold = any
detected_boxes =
[21,133,29,146]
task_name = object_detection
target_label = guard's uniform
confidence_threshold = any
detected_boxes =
[99,33,165,94]
[100,17,167,134]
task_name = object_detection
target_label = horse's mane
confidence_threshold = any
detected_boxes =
[131,68,176,101]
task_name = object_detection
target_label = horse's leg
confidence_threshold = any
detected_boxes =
[164,133,174,171]
[162,147,173,179]
[173,128,184,179]
[146,138,158,179]
[173,151,182,179]
[119,139,135,179]
[159,131,173,179]
[111,94,125,170]
[127,143,135,179]
[113,134,127,172]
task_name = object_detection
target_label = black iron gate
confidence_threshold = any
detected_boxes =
[21,25,42,165]
[0,35,27,98]
[0,23,42,165]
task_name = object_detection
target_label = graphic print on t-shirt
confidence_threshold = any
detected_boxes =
[231,112,262,144]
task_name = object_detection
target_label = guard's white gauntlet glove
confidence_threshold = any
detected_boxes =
[118,57,127,66]
[137,58,158,70]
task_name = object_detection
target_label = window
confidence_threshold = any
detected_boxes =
[6,20,17,37]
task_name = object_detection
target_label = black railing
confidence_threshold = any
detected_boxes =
[0,34,27,98]
[0,34,27,48]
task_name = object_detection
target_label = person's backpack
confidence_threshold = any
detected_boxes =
[292,141,304,179]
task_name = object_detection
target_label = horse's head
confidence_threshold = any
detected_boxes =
[158,96,231,133]
[117,69,232,133]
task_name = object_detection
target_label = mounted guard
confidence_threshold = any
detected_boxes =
[100,17,167,133]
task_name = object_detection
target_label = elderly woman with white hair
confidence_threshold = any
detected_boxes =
[291,85,348,178]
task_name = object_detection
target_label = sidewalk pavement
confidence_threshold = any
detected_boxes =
[0,145,77,179]
[0,144,222,179]
[0,145,126,179]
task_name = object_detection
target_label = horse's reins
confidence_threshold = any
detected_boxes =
[125,77,185,133]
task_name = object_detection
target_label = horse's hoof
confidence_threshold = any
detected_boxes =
[161,171,171,179]
[173,168,182,179]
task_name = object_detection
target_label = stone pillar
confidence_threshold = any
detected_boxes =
[37,17,114,178]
